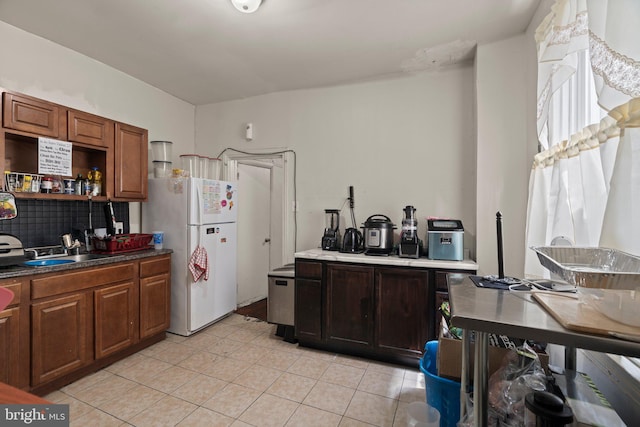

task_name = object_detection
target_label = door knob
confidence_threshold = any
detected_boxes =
[264,238,271,244]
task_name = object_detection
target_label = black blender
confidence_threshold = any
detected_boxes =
[321,209,341,251]
[398,205,422,258]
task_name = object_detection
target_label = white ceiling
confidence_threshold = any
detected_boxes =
[0,0,541,105]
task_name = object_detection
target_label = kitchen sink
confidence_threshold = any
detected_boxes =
[58,253,111,262]
[23,253,112,266]
[24,259,76,267]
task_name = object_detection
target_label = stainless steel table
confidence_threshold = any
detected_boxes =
[447,274,640,427]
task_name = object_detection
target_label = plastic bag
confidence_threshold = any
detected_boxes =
[488,341,548,425]
[458,342,548,427]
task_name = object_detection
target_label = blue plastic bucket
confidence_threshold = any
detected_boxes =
[420,340,461,427]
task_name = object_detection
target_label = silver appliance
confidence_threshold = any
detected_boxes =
[267,263,296,342]
[427,219,464,261]
[0,234,27,266]
[362,214,396,256]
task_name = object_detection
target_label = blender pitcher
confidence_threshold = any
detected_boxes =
[321,209,341,251]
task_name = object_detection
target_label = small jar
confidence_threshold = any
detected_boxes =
[51,177,62,193]
[63,179,75,194]
[40,177,53,193]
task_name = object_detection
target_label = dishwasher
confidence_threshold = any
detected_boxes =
[267,263,296,343]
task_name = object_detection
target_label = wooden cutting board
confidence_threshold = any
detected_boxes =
[533,293,639,336]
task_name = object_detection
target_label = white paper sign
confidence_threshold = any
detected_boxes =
[38,137,73,176]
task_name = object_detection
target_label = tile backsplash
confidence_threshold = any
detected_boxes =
[0,199,129,249]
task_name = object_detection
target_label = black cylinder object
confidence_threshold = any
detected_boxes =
[525,391,573,427]
[496,211,504,279]
[349,185,354,209]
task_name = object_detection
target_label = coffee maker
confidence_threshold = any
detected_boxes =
[321,209,341,251]
[398,205,422,258]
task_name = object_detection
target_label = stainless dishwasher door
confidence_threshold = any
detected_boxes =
[267,264,295,326]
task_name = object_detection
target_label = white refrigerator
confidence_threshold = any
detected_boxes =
[142,178,238,336]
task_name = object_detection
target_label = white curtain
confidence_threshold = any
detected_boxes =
[525,0,640,278]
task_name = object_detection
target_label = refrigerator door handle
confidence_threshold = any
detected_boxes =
[194,180,202,227]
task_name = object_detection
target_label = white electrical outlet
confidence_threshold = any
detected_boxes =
[115,222,124,234]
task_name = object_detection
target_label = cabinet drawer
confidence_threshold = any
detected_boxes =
[68,110,113,148]
[3,92,60,137]
[296,261,322,279]
[140,255,171,278]
[32,263,135,299]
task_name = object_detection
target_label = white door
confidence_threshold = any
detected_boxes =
[237,163,271,306]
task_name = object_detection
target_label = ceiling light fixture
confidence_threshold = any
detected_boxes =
[231,0,262,13]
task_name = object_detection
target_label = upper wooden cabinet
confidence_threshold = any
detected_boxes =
[1,89,148,201]
[115,122,148,200]
[2,92,61,138]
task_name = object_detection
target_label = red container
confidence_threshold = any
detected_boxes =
[92,233,153,254]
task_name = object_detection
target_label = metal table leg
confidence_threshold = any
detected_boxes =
[460,328,470,421]
[565,345,577,371]
[473,331,489,427]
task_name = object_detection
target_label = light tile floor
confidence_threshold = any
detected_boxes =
[45,314,428,426]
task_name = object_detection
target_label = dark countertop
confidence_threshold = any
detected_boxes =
[0,248,173,279]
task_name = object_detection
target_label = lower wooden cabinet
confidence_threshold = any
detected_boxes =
[0,307,21,385]
[139,255,171,339]
[24,254,171,392]
[295,258,473,365]
[0,279,29,389]
[375,268,430,357]
[295,261,324,343]
[326,264,374,349]
[95,282,136,359]
[31,293,91,386]
[294,278,323,342]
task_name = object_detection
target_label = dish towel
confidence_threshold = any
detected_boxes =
[188,245,209,282]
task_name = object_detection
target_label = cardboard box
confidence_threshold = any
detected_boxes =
[437,334,549,381]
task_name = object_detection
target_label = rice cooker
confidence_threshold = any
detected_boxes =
[362,214,396,255]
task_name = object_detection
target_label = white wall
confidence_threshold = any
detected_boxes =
[195,68,477,259]
[0,21,196,231]
[475,34,532,277]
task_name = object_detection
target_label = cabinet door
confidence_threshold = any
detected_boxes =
[2,92,60,137]
[95,282,137,359]
[0,307,20,386]
[326,264,374,348]
[115,122,148,200]
[31,293,91,386]
[375,268,430,357]
[68,110,114,148]
[295,278,323,342]
[140,273,170,339]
